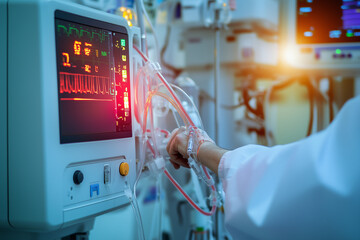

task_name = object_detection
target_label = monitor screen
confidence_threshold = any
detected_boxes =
[55,11,132,143]
[296,0,360,44]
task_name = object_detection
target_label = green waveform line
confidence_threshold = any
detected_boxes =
[57,24,109,43]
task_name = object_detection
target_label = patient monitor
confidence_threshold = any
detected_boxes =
[0,0,137,238]
[281,0,360,73]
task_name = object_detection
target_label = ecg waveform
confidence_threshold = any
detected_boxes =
[59,72,113,95]
[57,24,110,43]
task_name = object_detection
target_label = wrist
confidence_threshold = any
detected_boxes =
[197,141,216,164]
[197,142,227,174]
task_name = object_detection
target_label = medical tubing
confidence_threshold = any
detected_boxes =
[142,91,188,133]
[149,97,160,156]
[152,92,188,124]
[146,128,170,138]
[131,194,146,240]
[143,93,217,216]
[124,179,145,240]
[135,45,217,216]
[147,139,156,156]
[142,84,190,124]
[141,88,217,216]
[169,84,204,129]
[157,176,163,240]
[134,67,145,124]
[164,169,216,216]
[134,45,195,127]
[144,98,217,215]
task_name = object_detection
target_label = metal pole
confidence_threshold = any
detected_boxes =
[214,9,221,145]
[135,0,147,53]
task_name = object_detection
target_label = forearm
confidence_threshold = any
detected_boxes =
[197,142,228,174]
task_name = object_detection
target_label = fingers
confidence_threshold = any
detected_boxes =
[171,161,180,169]
[166,126,190,169]
[169,155,190,168]
[166,127,185,151]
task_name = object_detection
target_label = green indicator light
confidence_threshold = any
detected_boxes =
[121,39,126,47]
[335,49,341,54]
[346,32,354,37]
[101,51,107,56]
[196,227,204,232]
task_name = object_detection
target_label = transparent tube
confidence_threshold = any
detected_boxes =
[157,176,163,240]
[133,45,217,216]
[164,169,216,216]
[134,46,195,127]
[131,194,146,240]
[141,89,217,216]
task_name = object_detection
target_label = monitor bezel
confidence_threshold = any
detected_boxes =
[55,10,132,144]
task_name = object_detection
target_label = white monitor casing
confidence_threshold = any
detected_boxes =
[1,0,138,234]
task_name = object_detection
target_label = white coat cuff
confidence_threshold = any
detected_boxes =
[218,144,268,181]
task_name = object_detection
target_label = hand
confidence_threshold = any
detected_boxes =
[166,127,190,169]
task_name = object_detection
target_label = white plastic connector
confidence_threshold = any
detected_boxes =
[147,156,165,176]
[124,180,133,201]
[188,157,203,179]
[187,129,215,187]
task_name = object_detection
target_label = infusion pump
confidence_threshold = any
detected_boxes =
[0,0,138,238]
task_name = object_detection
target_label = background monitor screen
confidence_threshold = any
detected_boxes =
[55,11,132,143]
[296,0,360,44]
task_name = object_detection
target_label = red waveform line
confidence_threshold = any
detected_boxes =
[60,98,113,102]
[59,72,112,95]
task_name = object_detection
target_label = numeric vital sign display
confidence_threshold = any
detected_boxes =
[55,11,131,143]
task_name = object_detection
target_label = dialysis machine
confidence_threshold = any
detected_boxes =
[0,0,138,239]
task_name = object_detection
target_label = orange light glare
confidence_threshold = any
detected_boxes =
[74,41,82,55]
[282,45,298,65]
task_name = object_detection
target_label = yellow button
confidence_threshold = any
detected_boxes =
[119,162,129,176]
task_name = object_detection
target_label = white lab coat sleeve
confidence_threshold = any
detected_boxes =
[218,96,360,240]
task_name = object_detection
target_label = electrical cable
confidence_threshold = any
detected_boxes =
[188,229,194,240]
[242,89,262,118]
[177,200,188,225]
[328,77,334,123]
[305,78,314,137]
